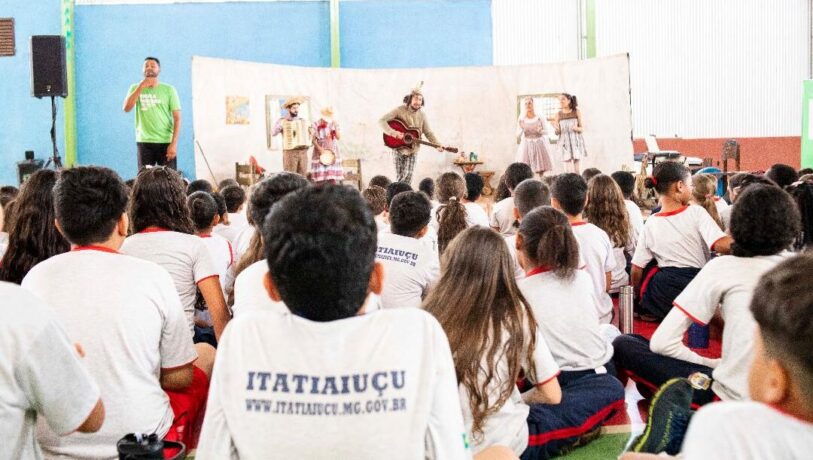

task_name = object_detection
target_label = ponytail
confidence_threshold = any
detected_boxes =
[437,198,467,255]
[518,206,579,279]
[691,174,724,230]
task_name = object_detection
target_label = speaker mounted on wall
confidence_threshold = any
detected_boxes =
[30,35,67,98]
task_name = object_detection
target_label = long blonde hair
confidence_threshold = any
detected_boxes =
[584,174,631,248]
[423,227,537,441]
[692,174,724,229]
[436,172,468,254]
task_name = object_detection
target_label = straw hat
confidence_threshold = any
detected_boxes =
[410,81,424,95]
[282,96,305,109]
[320,106,335,119]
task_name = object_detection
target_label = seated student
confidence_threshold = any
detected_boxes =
[188,191,234,345]
[231,173,309,316]
[386,181,413,209]
[418,177,438,207]
[581,167,602,183]
[385,181,439,257]
[196,185,469,459]
[22,166,214,457]
[218,178,240,190]
[0,170,70,285]
[621,253,813,460]
[611,171,644,236]
[432,172,485,254]
[210,189,229,226]
[121,167,229,339]
[765,163,799,189]
[720,173,775,230]
[585,174,637,293]
[362,185,388,231]
[506,179,551,281]
[691,174,725,230]
[463,172,491,221]
[376,191,439,309]
[425,227,565,458]
[614,184,800,406]
[551,173,616,323]
[212,184,248,244]
[1,281,105,459]
[369,174,392,189]
[187,178,214,195]
[491,163,534,236]
[632,161,732,320]
[515,207,625,451]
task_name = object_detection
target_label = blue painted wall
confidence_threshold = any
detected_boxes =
[0,0,64,186]
[0,0,493,184]
[340,0,493,68]
[73,1,330,180]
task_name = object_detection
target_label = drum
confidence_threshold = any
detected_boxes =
[282,119,309,150]
[319,149,336,166]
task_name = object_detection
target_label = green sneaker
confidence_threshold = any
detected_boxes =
[629,377,695,455]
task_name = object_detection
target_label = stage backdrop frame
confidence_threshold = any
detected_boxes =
[191,54,634,185]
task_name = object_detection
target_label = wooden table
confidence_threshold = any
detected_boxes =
[453,160,483,174]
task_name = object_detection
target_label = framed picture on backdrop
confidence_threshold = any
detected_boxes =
[265,95,312,150]
[516,93,561,144]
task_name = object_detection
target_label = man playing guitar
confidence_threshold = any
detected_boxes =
[379,82,449,185]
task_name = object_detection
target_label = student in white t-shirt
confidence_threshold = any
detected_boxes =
[1,281,105,459]
[230,172,309,316]
[491,163,534,236]
[551,173,616,323]
[505,179,551,281]
[463,172,491,225]
[611,170,645,236]
[584,174,638,294]
[121,167,229,339]
[432,172,482,255]
[22,166,214,457]
[613,184,800,406]
[197,185,470,459]
[514,207,625,455]
[212,184,248,243]
[362,185,389,232]
[376,191,439,309]
[631,162,732,320]
[188,191,234,345]
[620,254,813,460]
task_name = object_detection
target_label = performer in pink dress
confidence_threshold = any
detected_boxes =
[310,107,344,184]
[516,97,553,176]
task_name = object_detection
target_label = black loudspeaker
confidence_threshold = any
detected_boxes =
[30,35,67,98]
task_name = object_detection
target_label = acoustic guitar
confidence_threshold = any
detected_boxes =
[382,119,458,154]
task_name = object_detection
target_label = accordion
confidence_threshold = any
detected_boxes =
[282,119,309,150]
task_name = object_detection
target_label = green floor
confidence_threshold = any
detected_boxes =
[558,432,634,460]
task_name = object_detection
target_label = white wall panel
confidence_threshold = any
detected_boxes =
[595,0,810,138]
[492,0,581,65]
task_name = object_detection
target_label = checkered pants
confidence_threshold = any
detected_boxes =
[393,151,417,185]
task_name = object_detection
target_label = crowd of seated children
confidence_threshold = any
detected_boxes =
[375,191,439,309]
[197,185,469,459]
[584,174,637,294]
[120,167,229,339]
[505,179,551,281]
[631,161,732,321]
[622,253,813,459]
[0,170,69,284]
[491,163,534,235]
[689,173,725,230]
[551,173,616,324]
[21,166,214,457]
[611,170,645,235]
[613,183,801,406]
[230,172,309,316]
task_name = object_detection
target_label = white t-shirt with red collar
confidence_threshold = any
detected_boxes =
[632,204,728,269]
[571,221,616,323]
[713,196,729,216]
[121,227,219,333]
[518,267,614,371]
[199,233,234,291]
[21,246,196,458]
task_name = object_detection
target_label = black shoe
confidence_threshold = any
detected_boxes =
[628,377,694,455]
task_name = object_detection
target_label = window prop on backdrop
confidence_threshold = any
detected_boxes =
[225,96,250,125]
[516,94,560,144]
[265,95,312,150]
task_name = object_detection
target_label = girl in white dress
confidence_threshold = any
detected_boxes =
[516,97,553,176]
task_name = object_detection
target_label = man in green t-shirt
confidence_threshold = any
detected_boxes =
[123,57,181,170]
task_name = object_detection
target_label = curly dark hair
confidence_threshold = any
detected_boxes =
[129,166,194,234]
[0,170,69,284]
[729,184,800,257]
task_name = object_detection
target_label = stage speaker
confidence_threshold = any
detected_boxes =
[30,35,67,98]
